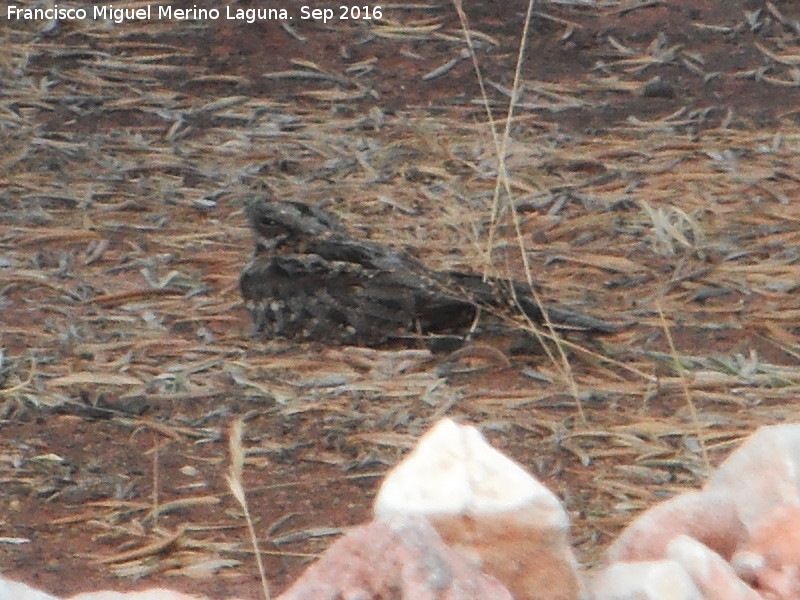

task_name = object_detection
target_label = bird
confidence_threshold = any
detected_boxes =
[239,196,618,349]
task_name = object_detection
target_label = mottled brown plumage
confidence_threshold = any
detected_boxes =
[240,197,617,348]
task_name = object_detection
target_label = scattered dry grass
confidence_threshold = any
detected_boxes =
[2,0,800,595]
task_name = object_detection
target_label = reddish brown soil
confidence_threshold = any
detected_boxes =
[3,1,800,598]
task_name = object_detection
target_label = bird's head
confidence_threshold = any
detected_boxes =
[245,197,343,248]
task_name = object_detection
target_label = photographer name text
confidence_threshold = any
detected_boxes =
[7,4,383,24]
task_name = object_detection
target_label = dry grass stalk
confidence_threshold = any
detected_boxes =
[656,302,711,471]
[227,418,271,600]
[452,0,584,421]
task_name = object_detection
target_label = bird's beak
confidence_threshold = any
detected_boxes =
[254,233,289,254]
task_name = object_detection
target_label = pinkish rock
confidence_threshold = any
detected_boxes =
[591,559,703,600]
[733,505,800,599]
[606,490,746,563]
[667,535,763,600]
[276,515,512,600]
[68,591,213,600]
[429,510,583,600]
[706,424,800,532]
[373,418,584,600]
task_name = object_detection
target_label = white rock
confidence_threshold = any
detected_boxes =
[375,418,566,520]
[0,576,61,600]
[706,424,800,532]
[667,535,763,600]
[591,560,703,600]
[374,418,584,600]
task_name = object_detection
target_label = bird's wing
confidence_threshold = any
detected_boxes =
[308,234,411,271]
[432,270,620,334]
